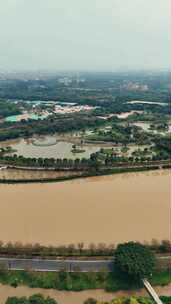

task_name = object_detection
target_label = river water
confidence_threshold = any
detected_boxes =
[0,284,147,304]
[1,283,171,304]
[0,170,171,245]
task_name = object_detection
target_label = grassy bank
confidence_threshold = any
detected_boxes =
[1,270,171,292]
[0,270,143,291]
[151,271,171,287]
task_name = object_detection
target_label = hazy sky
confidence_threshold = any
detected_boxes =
[1,0,171,71]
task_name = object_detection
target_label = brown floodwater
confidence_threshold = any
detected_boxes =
[0,137,101,159]
[0,169,171,245]
[1,283,171,304]
[0,284,147,304]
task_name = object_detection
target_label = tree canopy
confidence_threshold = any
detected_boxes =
[114,242,156,280]
[6,294,57,304]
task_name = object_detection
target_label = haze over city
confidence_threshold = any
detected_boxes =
[1,0,171,71]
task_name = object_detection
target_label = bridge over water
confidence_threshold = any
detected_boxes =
[143,279,163,304]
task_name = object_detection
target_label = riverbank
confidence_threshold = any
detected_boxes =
[0,284,152,304]
[0,165,161,184]
[1,269,171,292]
[0,168,84,182]
[1,271,171,304]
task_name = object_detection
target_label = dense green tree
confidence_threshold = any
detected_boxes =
[6,297,28,304]
[114,242,156,280]
[6,295,58,304]
[83,298,97,304]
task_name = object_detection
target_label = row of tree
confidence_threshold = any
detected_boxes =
[6,295,160,304]
[0,239,170,258]
[0,154,97,170]
[6,294,57,304]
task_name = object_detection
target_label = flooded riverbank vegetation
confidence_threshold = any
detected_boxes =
[5,295,171,304]
[0,240,171,258]
[2,120,171,183]
[1,269,171,295]
[4,295,168,304]
[1,73,171,176]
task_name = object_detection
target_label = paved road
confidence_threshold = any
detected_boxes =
[0,255,169,272]
[0,258,114,272]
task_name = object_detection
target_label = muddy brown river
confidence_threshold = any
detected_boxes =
[1,283,171,304]
[0,169,171,245]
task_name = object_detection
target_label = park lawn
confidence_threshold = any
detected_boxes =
[151,271,171,287]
